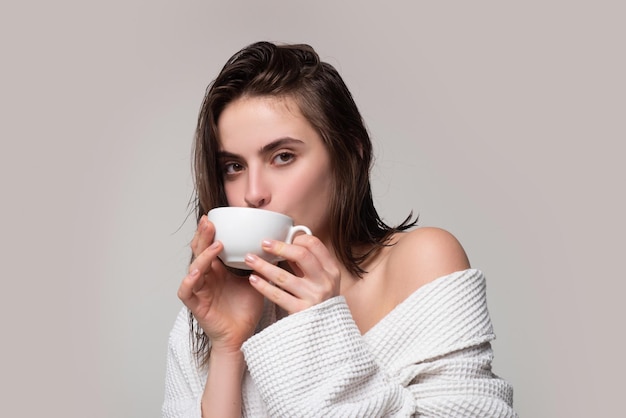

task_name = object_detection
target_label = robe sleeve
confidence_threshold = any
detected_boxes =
[162,307,204,418]
[241,269,517,417]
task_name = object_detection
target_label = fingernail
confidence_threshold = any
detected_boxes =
[209,241,220,249]
[245,253,256,263]
[190,268,200,278]
[262,240,272,248]
[249,274,259,283]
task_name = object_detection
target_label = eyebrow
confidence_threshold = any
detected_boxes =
[217,137,305,159]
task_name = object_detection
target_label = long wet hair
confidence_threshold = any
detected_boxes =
[189,41,416,365]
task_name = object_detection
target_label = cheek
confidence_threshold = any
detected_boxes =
[289,171,333,222]
[223,181,245,206]
[290,164,331,200]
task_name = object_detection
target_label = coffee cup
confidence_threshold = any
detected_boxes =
[207,207,312,270]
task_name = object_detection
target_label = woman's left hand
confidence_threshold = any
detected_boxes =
[244,234,341,314]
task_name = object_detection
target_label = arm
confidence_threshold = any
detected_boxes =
[240,229,516,417]
[241,271,517,417]
[201,350,246,417]
[164,215,264,417]
[161,311,252,418]
[242,297,411,417]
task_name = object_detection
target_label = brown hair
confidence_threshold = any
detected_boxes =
[190,41,416,364]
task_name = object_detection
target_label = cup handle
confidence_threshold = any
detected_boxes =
[285,225,312,244]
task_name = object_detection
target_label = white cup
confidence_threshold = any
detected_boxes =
[207,207,312,270]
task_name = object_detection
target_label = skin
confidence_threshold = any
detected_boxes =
[177,95,470,417]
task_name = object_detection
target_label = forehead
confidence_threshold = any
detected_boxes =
[217,96,316,150]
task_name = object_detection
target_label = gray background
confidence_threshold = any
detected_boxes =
[1,1,624,417]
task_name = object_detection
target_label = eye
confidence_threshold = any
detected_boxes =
[272,152,295,166]
[223,162,244,175]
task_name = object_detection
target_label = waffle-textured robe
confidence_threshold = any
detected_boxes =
[163,269,517,417]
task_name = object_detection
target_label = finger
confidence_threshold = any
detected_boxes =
[192,271,207,293]
[248,273,304,314]
[179,241,223,310]
[191,216,217,258]
[261,237,325,279]
[246,252,297,284]
[246,254,320,313]
[292,234,339,274]
[259,237,340,301]
[178,268,202,302]
[189,240,222,275]
[190,216,205,250]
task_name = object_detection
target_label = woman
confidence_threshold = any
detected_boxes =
[163,41,516,417]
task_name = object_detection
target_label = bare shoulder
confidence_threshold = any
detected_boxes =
[384,227,471,299]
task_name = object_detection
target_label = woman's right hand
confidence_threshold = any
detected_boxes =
[177,215,265,354]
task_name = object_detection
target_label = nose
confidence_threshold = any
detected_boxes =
[244,166,270,208]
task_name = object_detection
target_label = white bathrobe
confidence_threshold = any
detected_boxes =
[163,269,517,417]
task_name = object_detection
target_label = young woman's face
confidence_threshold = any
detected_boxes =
[217,96,334,242]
